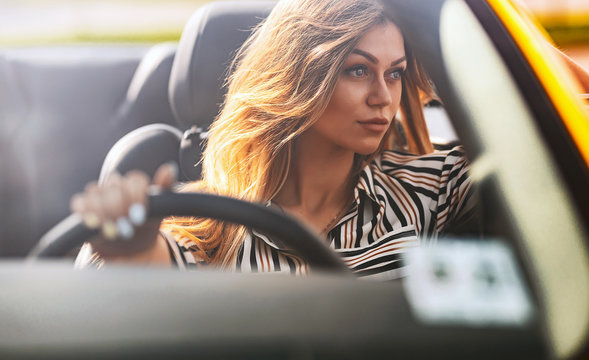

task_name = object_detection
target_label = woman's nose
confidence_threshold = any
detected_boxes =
[367,77,394,107]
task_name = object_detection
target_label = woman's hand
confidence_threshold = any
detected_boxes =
[70,163,177,259]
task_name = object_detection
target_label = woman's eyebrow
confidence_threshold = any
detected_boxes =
[351,49,406,67]
[390,56,407,67]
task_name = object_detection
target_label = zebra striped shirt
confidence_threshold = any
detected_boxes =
[165,146,474,280]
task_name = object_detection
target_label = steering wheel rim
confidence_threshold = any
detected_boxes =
[28,192,351,274]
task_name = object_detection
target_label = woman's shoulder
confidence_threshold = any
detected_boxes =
[371,145,468,178]
[364,146,473,220]
[357,146,469,206]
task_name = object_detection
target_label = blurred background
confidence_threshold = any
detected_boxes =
[0,0,588,67]
[523,0,589,67]
[0,0,208,45]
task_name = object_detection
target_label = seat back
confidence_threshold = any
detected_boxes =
[99,1,275,183]
[168,0,275,130]
[1,47,145,256]
[108,43,177,139]
[0,53,31,256]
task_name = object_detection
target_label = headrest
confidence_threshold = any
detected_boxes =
[99,123,184,184]
[168,0,275,130]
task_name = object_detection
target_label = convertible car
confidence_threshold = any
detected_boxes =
[0,0,588,358]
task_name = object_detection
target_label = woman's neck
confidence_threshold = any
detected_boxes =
[274,134,357,215]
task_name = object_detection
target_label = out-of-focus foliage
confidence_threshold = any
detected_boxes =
[0,0,586,46]
[0,0,213,46]
[522,0,589,45]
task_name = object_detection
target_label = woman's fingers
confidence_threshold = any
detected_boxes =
[101,173,131,240]
[70,193,85,215]
[124,171,150,226]
[153,162,178,190]
[78,181,103,230]
[70,164,178,243]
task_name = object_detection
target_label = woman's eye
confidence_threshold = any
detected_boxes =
[346,65,368,78]
[387,68,405,80]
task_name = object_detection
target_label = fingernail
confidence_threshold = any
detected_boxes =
[83,213,100,229]
[102,220,117,241]
[128,202,147,226]
[116,217,134,240]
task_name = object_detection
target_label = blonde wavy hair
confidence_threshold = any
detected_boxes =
[162,0,434,268]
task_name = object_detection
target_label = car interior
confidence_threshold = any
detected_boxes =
[0,0,463,258]
[1,0,588,358]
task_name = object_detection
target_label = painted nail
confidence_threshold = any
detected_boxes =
[116,217,134,240]
[128,202,147,226]
[102,220,117,241]
[83,213,100,229]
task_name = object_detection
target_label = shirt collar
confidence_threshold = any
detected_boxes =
[254,202,297,252]
[251,228,292,252]
[355,162,379,205]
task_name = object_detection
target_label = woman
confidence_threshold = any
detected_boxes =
[72,0,474,280]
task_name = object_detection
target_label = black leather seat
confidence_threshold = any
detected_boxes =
[100,1,276,182]
[1,48,142,256]
[108,43,178,141]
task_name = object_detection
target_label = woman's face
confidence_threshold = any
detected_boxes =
[309,20,406,155]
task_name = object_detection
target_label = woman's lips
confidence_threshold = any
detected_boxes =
[357,118,389,132]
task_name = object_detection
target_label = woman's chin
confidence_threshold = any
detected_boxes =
[352,142,382,156]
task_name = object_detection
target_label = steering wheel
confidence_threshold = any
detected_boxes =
[28,192,351,273]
